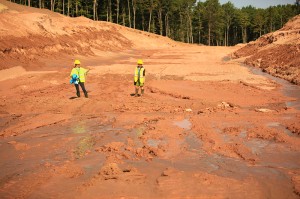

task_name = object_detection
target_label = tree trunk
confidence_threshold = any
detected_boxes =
[96,7,98,20]
[116,0,120,24]
[75,0,78,16]
[63,0,65,15]
[122,7,126,26]
[132,0,136,29]
[148,0,154,32]
[67,0,70,16]
[208,23,211,46]
[52,0,56,12]
[107,4,109,21]
[158,8,163,35]
[224,30,226,46]
[109,0,112,22]
[198,13,201,44]
[148,8,152,32]
[86,4,88,16]
[188,12,193,43]
[180,14,184,42]
[226,25,229,46]
[142,12,145,31]
[165,12,169,37]
[39,0,41,8]
[259,29,262,37]
[28,0,30,7]
[242,27,247,43]
[93,0,97,20]
[128,0,131,28]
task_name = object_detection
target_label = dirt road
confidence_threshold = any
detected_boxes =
[0,45,300,198]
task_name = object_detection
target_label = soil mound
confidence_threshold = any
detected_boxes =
[0,0,175,70]
[232,14,300,85]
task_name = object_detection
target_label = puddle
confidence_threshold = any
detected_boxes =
[213,127,233,143]
[244,139,270,154]
[71,122,87,134]
[2,115,299,198]
[185,132,202,151]
[74,136,95,159]
[266,122,296,137]
[136,127,145,137]
[244,65,300,110]
[267,122,281,127]
[147,139,162,148]
[173,119,192,130]
[222,56,231,62]
[259,150,300,169]
[221,134,232,143]
[239,130,247,138]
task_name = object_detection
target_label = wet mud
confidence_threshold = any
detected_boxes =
[0,47,300,198]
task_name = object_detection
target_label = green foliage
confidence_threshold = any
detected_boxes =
[18,0,299,46]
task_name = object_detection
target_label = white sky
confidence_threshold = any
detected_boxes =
[218,0,296,8]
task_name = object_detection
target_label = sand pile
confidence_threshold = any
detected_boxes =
[0,0,175,70]
[232,14,300,85]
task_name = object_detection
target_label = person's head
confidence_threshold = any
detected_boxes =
[74,59,81,68]
[137,59,143,67]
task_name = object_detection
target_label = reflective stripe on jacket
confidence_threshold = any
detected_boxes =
[70,67,88,83]
[134,67,145,84]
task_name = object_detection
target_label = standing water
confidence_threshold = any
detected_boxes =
[245,65,300,110]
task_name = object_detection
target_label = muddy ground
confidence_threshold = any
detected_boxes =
[0,45,300,199]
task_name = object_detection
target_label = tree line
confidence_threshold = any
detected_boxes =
[11,0,300,46]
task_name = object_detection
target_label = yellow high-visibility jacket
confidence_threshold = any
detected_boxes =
[134,67,145,84]
[70,67,88,83]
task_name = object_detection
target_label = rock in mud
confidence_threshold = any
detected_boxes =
[255,108,274,113]
[99,163,122,180]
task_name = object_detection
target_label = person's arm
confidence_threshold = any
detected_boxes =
[83,67,91,75]
[70,68,74,77]
[143,69,146,76]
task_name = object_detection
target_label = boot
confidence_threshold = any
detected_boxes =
[141,89,144,96]
[135,88,139,97]
[84,91,88,98]
[76,92,80,97]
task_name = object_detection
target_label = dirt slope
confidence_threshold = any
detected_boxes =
[0,0,176,70]
[232,14,300,85]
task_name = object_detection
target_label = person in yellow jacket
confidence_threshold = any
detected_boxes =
[70,59,90,98]
[134,59,146,97]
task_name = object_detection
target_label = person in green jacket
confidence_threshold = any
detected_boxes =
[70,59,90,98]
[134,59,145,97]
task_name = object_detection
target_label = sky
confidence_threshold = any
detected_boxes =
[218,0,296,8]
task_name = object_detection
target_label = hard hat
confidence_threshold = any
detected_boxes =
[74,59,81,65]
[137,59,143,65]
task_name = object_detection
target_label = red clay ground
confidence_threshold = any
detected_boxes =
[1,1,300,199]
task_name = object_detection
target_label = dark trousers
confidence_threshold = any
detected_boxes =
[74,82,88,97]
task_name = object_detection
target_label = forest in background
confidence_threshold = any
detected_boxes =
[8,0,300,46]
